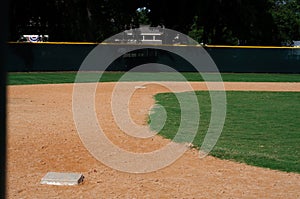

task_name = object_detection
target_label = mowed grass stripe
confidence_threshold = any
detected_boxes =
[8,72,300,85]
[150,91,300,173]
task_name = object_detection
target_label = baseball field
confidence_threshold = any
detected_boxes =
[7,72,300,198]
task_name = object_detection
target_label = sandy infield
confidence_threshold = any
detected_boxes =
[7,82,300,198]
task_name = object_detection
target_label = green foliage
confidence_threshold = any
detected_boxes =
[9,0,300,45]
[9,0,142,42]
[137,7,151,25]
[150,91,300,173]
[188,16,204,44]
[270,0,300,44]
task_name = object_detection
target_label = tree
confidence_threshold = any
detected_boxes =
[9,0,300,45]
[147,0,197,33]
[193,0,275,45]
[270,0,300,45]
[10,0,53,40]
[9,0,142,42]
[188,16,204,44]
[147,0,276,45]
[137,7,151,25]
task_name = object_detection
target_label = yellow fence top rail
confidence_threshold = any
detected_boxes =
[7,41,300,49]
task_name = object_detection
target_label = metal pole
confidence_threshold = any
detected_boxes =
[0,0,8,198]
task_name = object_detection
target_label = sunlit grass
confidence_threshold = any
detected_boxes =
[150,91,300,173]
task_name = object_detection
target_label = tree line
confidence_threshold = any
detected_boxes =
[9,0,300,45]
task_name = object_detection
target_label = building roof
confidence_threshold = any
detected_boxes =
[125,25,163,35]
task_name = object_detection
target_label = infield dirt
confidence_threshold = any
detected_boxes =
[7,82,300,198]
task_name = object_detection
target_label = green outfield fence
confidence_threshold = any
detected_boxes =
[6,42,300,73]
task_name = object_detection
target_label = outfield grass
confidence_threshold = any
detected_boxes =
[150,91,300,173]
[8,72,300,85]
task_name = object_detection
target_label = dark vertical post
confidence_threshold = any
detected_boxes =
[0,0,8,198]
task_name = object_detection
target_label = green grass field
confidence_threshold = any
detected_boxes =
[8,72,300,85]
[150,91,300,173]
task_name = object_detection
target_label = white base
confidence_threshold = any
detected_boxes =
[40,172,84,186]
